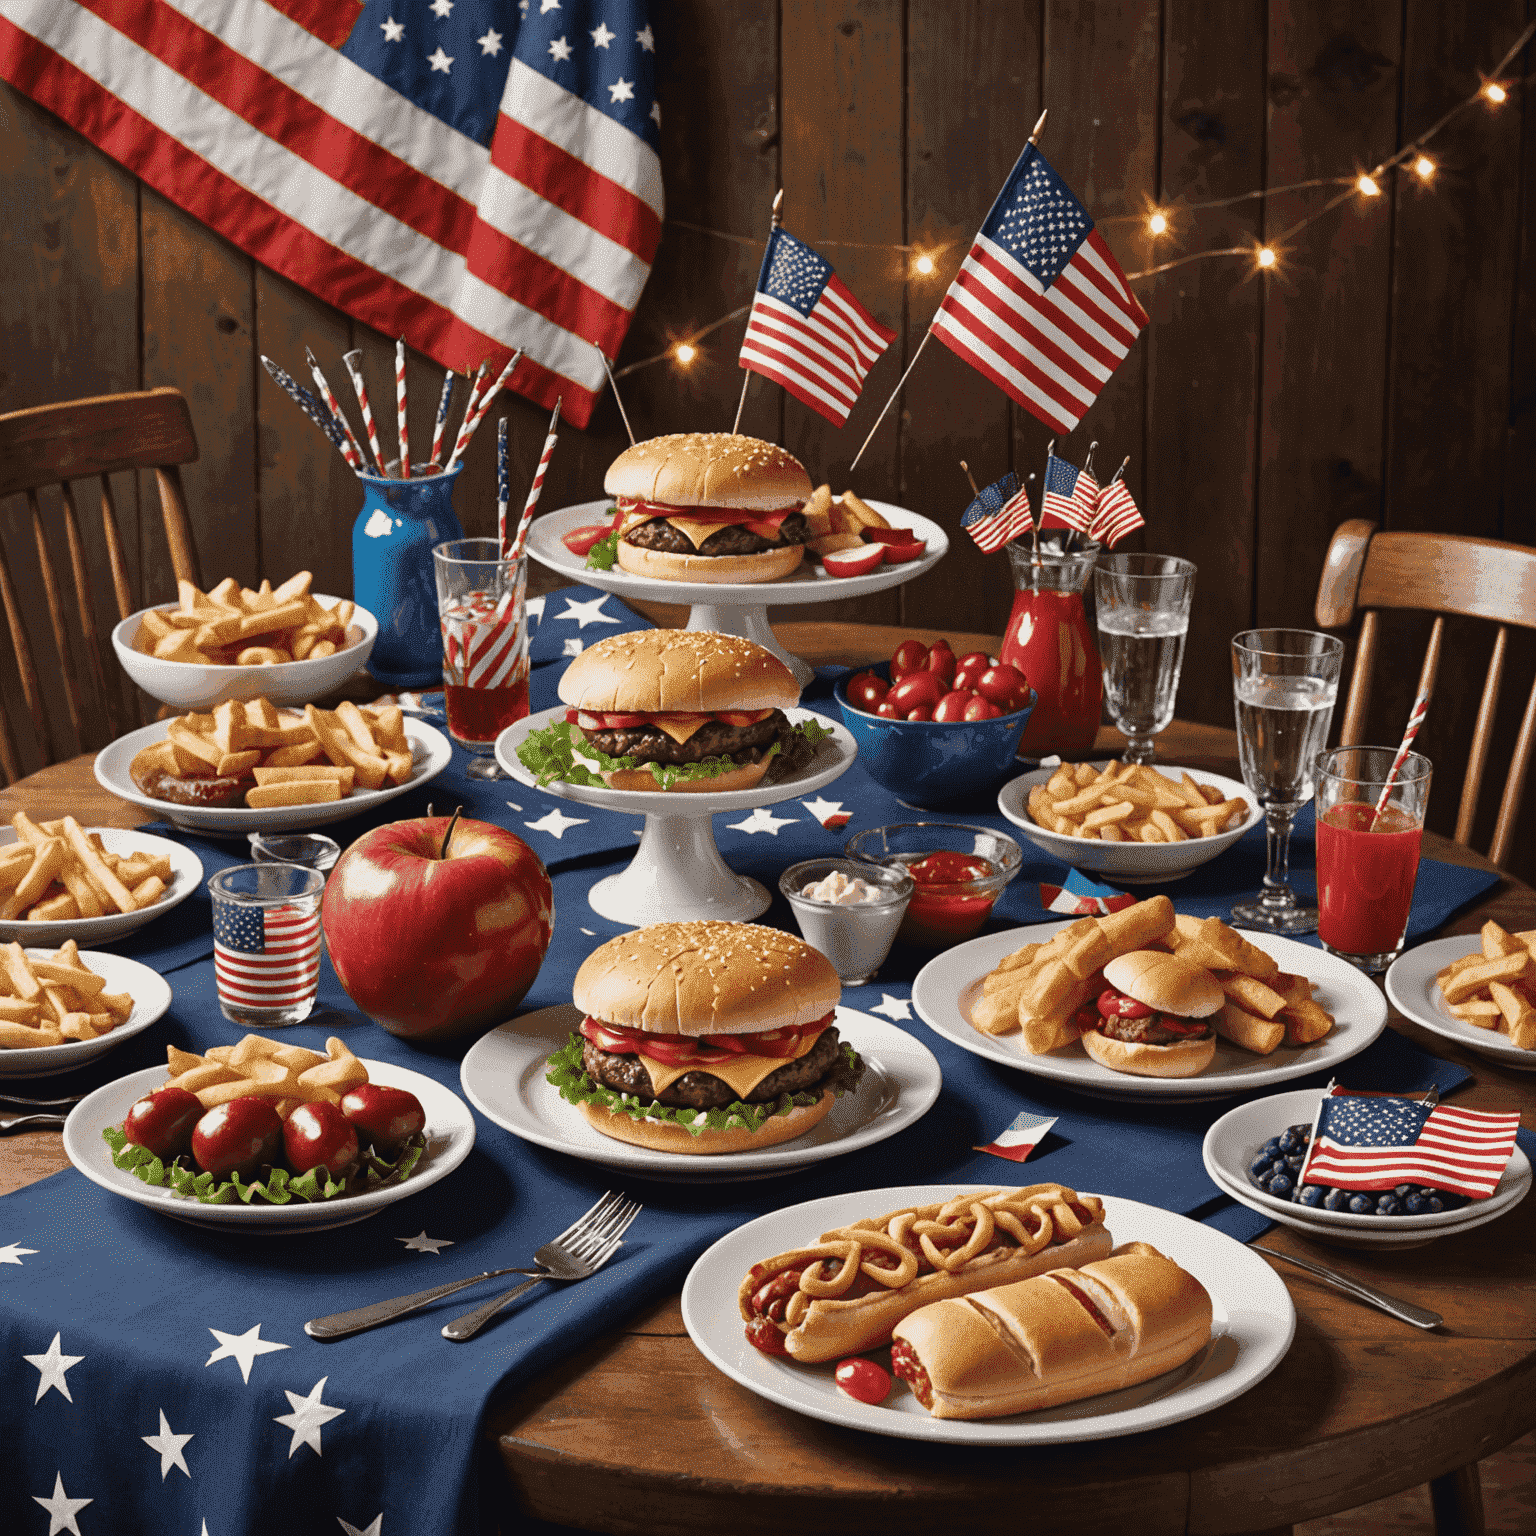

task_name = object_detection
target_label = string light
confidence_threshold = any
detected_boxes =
[912,252,936,276]
[1256,247,1277,269]
[674,343,697,365]
[1356,173,1381,197]
[1484,80,1508,103]
[1148,210,1169,236]
[1414,155,1436,179]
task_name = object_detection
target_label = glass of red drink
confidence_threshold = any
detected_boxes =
[432,538,530,779]
[1314,746,1432,973]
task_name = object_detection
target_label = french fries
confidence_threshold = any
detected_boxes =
[801,483,893,557]
[131,571,359,667]
[0,941,134,1049]
[965,898,1335,1063]
[129,695,413,810]
[163,1033,370,1117]
[1434,921,1536,1049]
[1,814,174,923]
[1026,760,1252,843]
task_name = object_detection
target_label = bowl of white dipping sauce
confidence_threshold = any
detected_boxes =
[779,858,914,985]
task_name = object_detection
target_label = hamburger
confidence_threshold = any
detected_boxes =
[517,629,831,792]
[588,433,815,584]
[546,920,863,1154]
[1080,950,1223,1078]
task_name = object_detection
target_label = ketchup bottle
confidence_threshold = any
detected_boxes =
[1000,536,1103,758]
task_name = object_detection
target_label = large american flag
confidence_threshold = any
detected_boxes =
[931,145,1147,434]
[959,472,1033,552]
[0,0,662,429]
[739,228,895,426]
[1039,452,1096,533]
[213,900,322,1013]
[1300,1093,1522,1200]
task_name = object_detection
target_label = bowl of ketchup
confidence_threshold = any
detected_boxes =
[844,823,1022,948]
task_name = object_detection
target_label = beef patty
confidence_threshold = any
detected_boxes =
[580,1024,861,1110]
[623,510,811,557]
[581,711,785,766]
[1095,1014,1214,1047]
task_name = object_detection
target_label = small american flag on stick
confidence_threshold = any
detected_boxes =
[1090,466,1145,547]
[213,902,321,1013]
[1040,452,1096,533]
[960,473,1034,552]
[739,228,896,426]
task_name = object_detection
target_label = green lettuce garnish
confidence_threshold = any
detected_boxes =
[545,1032,860,1137]
[585,529,621,570]
[102,1124,425,1205]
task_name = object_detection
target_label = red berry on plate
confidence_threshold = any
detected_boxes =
[192,1098,283,1181]
[560,525,617,558]
[835,1357,891,1404]
[123,1086,204,1162]
[340,1083,426,1155]
[284,1100,361,1179]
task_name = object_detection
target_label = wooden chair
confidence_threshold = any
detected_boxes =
[1315,518,1536,869]
[0,386,203,785]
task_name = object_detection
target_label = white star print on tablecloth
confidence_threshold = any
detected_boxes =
[380,16,403,42]
[800,796,850,828]
[636,24,655,50]
[556,593,621,629]
[428,0,452,16]
[549,34,573,62]
[427,45,453,73]
[205,1323,289,1383]
[24,1331,84,1403]
[726,807,798,836]
[478,27,502,55]
[399,1230,454,1255]
[562,636,584,657]
[32,1472,91,1535]
[142,1408,194,1479]
[274,1376,346,1458]
[526,594,546,625]
[524,807,589,839]
[590,21,614,47]
[339,1516,385,1536]
[1,1239,38,1264]
[869,994,913,1021]
[608,77,634,103]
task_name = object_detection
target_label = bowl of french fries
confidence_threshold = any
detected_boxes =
[0,819,204,942]
[112,571,377,709]
[998,760,1259,882]
[0,943,170,1076]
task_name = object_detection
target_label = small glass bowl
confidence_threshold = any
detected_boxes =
[779,858,914,985]
[843,823,1022,948]
[247,831,342,875]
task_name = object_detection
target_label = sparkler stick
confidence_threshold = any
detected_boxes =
[304,348,366,472]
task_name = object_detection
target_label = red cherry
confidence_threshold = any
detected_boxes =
[932,690,973,723]
[885,671,944,714]
[904,705,935,721]
[977,663,1031,712]
[123,1086,204,1162]
[845,671,890,713]
[192,1098,283,1181]
[923,640,957,685]
[835,1357,892,1404]
[954,652,992,692]
[889,640,929,680]
[283,1101,361,1179]
[962,695,1003,721]
[340,1083,427,1155]
[875,699,902,719]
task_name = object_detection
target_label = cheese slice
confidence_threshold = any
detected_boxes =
[649,712,710,745]
[618,511,741,550]
[636,1029,822,1099]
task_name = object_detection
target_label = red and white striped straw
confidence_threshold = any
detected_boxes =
[395,336,410,479]
[304,348,366,472]
[445,361,490,470]
[446,349,523,471]
[342,350,385,474]
[511,398,562,559]
[1373,686,1432,820]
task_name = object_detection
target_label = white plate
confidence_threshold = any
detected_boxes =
[459,1005,941,1182]
[1202,1087,1531,1248]
[997,763,1259,884]
[0,950,172,1079]
[912,924,1388,1101]
[1385,935,1536,1070]
[63,1060,475,1232]
[525,499,948,604]
[0,827,204,943]
[682,1187,1294,1443]
[94,717,452,833]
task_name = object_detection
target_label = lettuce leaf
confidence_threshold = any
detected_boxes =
[544,1032,861,1137]
[585,529,621,570]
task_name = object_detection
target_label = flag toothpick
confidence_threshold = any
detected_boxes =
[429,368,456,469]
[598,350,637,447]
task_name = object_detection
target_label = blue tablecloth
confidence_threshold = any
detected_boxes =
[0,588,1513,1536]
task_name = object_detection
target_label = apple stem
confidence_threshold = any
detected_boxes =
[440,805,464,861]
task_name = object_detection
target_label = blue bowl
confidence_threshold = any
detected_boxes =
[833,664,1036,806]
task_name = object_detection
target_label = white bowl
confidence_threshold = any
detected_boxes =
[997,762,1259,884]
[112,595,377,709]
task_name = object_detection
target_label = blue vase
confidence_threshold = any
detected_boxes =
[352,463,465,688]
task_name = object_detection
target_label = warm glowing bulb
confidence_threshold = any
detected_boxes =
[1414,155,1435,179]
[1356,174,1381,197]
[675,343,696,364]
[1257,247,1276,269]
[1148,211,1168,235]
[913,253,935,275]
[1485,81,1507,104]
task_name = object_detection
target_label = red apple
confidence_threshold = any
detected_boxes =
[821,544,886,577]
[192,1098,283,1182]
[283,1101,360,1180]
[322,813,555,1045]
[123,1086,203,1161]
[340,1083,426,1154]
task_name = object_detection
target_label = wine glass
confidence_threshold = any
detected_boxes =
[1093,554,1196,764]
[1230,629,1345,934]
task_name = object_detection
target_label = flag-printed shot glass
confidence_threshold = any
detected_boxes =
[433,537,530,772]
[210,863,325,1028]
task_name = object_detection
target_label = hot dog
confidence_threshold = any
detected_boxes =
[890,1242,1212,1419]
[739,1185,1111,1363]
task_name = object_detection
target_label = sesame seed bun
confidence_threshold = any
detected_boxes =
[604,433,813,511]
[613,540,805,584]
[557,629,800,715]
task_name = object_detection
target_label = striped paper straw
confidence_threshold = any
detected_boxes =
[447,349,523,471]
[1374,687,1432,821]
[395,337,410,479]
[511,398,562,559]
[343,349,385,474]
[496,416,509,555]
[304,348,366,472]
[447,361,490,469]
[429,367,455,467]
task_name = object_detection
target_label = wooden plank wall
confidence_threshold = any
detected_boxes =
[1,0,1532,878]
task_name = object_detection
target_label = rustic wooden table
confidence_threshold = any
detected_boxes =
[1,621,1531,1536]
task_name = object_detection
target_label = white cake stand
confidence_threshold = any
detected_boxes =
[524,499,948,686]
[496,707,857,924]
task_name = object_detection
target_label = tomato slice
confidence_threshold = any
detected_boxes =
[579,1013,832,1064]
[714,709,775,727]
[561,525,618,557]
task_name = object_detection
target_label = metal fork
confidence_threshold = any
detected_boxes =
[304,1190,636,1341]
[441,1193,641,1341]
[1259,1246,1443,1330]
[0,1092,82,1109]
[0,1111,67,1133]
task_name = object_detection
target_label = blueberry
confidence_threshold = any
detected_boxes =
[1347,1193,1375,1214]
[1279,1127,1309,1154]
[1404,1192,1430,1214]
[1376,1195,1403,1216]
[1283,1152,1306,1172]
[1425,1194,1447,1213]
[1393,1183,1415,1199]
[1260,1136,1282,1158]
[1249,1154,1276,1181]
[1296,1185,1325,1207]
[1323,1187,1351,1211]
[1269,1172,1295,1198]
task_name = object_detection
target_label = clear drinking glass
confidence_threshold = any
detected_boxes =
[433,537,530,781]
[1094,553,1197,763]
[247,832,341,876]
[209,863,324,1027]
[1230,629,1345,934]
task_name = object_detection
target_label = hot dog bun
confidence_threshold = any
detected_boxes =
[891,1242,1213,1419]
